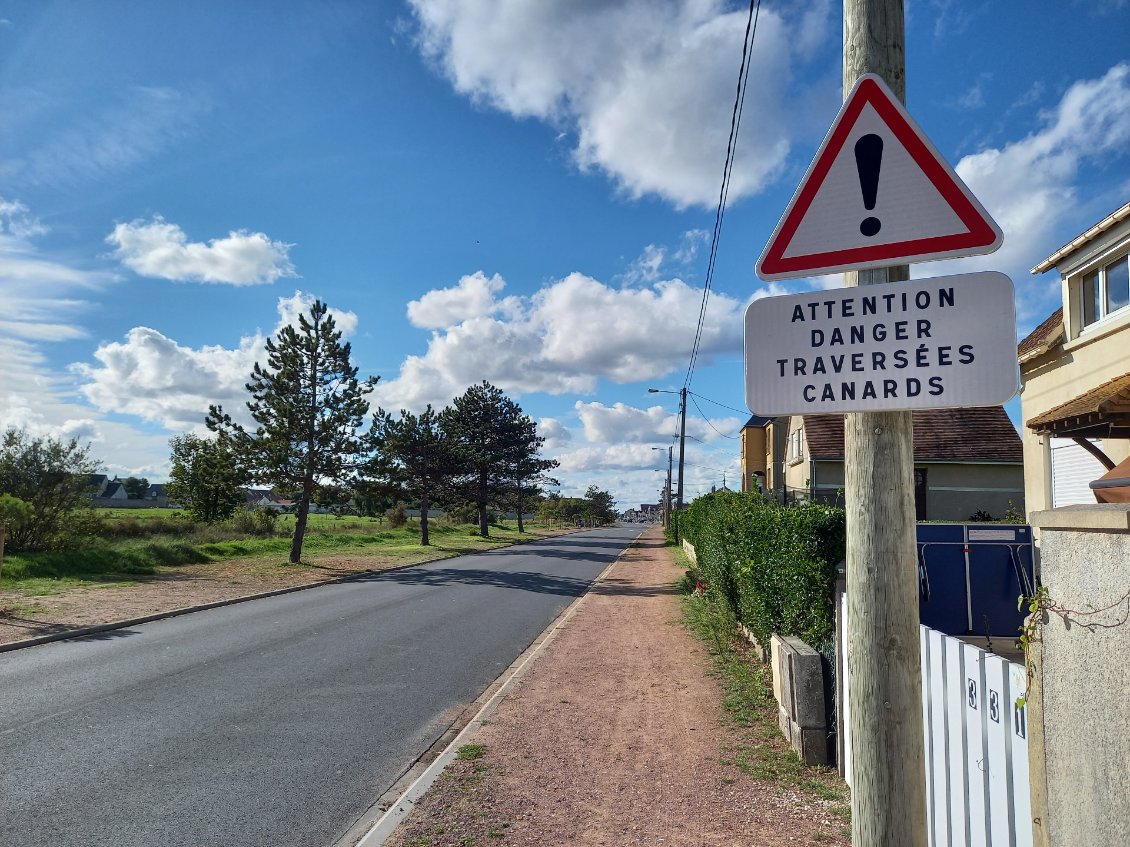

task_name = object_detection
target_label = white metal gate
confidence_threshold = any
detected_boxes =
[839,594,1032,846]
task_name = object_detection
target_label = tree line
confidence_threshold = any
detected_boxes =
[0,300,619,560]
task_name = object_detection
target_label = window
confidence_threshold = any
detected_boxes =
[788,428,803,465]
[1079,253,1130,329]
[1106,255,1129,314]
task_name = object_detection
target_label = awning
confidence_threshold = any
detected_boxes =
[1027,372,1130,438]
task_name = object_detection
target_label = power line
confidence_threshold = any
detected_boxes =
[683,0,762,390]
[689,393,740,439]
[687,389,749,416]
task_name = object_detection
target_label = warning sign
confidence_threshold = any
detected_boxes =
[744,271,1018,415]
[756,74,1002,280]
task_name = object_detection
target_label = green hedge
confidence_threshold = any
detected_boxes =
[679,490,845,654]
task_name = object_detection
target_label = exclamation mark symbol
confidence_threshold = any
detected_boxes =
[855,133,883,237]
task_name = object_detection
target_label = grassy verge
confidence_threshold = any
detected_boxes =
[678,575,851,829]
[0,520,574,595]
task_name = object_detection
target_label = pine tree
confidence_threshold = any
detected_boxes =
[441,382,528,538]
[207,300,376,562]
[507,415,558,533]
[367,405,459,546]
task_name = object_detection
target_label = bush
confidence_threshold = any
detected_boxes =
[674,567,701,595]
[680,490,845,654]
[0,428,101,550]
[442,501,479,525]
[95,515,194,539]
[387,503,408,529]
[1002,501,1025,524]
[224,508,280,537]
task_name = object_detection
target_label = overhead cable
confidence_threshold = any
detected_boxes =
[683,0,762,390]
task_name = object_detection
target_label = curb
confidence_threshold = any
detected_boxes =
[348,533,638,847]
[0,528,587,655]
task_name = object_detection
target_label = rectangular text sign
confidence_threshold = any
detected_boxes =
[744,271,1018,415]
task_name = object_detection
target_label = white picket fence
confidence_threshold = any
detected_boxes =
[839,595,1032,846]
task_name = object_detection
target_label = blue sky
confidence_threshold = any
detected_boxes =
[2,1,1129,509]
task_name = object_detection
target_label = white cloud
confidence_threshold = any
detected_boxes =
[0,86,208,189]
[406,271,518,328]
[574,400,741,445]
[555,443,665,473]
[0,197,115,423]
[408,0,832,207]
[74,327,265,431]
[275,290,359,337]
[0,204,174,478]
[107,216,296,286]
[373,270,747,410]
[927,62,1130,327]
[619,244,667,287]
[537,417,571,449]
[73,290,357,432]
[0,198,47,239]
[673,229,710,265]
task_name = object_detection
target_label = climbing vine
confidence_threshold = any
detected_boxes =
[1015,583,1130,707]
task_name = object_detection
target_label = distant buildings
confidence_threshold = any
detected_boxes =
[740,408,1024,521]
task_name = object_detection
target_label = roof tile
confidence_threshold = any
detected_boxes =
[801,407,1022,462]
[1017,307,1063,359]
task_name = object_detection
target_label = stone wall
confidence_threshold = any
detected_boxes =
[1027,504,1130,847]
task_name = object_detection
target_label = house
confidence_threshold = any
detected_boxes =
[244,488,295,510]
[1019,200,1130,513]
[741,408,1023,520]
[100,480,128,500]
[87,473,109,497]
[739,415,771,493]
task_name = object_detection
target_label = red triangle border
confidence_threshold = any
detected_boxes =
[758,77,1000,278]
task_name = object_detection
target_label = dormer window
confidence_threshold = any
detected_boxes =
[1080,253,1129,329]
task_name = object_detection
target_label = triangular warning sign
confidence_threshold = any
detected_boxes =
[756,74,1001,281]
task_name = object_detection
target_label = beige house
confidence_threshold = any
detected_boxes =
[740,409,1023,520]
[1019,201,1130,514]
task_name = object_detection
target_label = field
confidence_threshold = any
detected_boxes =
[1,508,569,594]
[0,508,576,644]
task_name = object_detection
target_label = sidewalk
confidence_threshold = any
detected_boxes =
[379,526,848,847]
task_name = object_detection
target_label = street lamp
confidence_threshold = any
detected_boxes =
[651,446,673,530]
[648,387,686,541]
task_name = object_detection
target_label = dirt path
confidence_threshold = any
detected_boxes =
[381,527,848,847]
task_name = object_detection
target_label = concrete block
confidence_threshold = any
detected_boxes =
[796,727,831,766]
[778,705,793,743]
[770,634,787,707]
[782,636,826,729]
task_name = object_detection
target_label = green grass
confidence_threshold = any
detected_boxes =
[0,518,565,592]
[679,586,850,826]
[95,507,182,520]
[455,743,487,761]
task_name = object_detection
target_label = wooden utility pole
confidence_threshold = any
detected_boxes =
[659,451,668,530]
[843,1,927,845]
[674,387,687,542]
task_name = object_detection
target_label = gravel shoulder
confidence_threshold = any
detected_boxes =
[380,526,849,847]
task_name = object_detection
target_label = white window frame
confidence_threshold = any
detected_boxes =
[788,427,804,466]
[1075,247,1130,335]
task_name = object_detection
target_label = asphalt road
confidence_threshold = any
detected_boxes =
[0,525,643,847]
